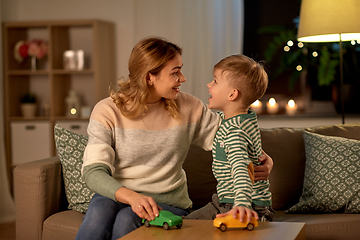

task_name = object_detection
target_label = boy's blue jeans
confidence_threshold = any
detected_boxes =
[75,193,190,240]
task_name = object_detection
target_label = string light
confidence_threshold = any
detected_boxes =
[351,40,356,45]
[296,65,302,71]
[312,51,318,57]
[287,40,294,47]
[284,46,290,52]
[298,42,304,48]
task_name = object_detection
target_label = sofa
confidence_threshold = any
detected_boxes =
[14,122,360,240]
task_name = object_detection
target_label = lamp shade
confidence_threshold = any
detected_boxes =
[298,0,360,42]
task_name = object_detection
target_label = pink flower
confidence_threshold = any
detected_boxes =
[14,39,48,63]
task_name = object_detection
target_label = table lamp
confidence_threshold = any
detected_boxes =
[297,0,360,124]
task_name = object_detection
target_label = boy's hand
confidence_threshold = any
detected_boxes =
[216,206,258,223]
[254,150,273,181]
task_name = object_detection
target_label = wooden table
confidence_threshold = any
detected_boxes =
[120,219,305,240]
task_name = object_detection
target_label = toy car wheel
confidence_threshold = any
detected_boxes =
[219,223,227,232]
[144,220,150,227]
[247,223,254,231]
[176,224,182,229]
[163,222,170,230]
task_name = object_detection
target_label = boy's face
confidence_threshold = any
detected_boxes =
[207,68,234,110]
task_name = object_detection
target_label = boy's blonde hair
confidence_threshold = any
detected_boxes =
[110,37,182,119]
[214,54,268,108]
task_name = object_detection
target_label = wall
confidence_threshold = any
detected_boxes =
[0,2,16,224]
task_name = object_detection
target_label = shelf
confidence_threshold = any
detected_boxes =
[7,69,94,75]
[53,116,90,121]
[9,116,50,121]
[7,70,49,75]
[52,69,93,74]
[2,19,116,192]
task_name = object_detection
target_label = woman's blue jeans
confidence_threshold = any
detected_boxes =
[75,194,190,240]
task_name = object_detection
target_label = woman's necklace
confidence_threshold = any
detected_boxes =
[141,99,163,130]
[141,114,150,130]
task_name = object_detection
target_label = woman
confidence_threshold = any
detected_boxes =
[75,37,273,239]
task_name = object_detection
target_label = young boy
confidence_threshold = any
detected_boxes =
[186,54,273,222]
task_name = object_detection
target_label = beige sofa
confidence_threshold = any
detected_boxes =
[14,123,360,240]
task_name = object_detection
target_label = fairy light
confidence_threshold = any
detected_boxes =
[312,51,318,57]
[298,42,304,48]
[296,65,302,71]
[284,46,290,52]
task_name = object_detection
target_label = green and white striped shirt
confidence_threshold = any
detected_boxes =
[212,111,271,208]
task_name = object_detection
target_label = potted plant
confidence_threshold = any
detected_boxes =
[20,93,37,117]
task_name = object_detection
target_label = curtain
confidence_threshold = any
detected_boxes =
[133,0,244,104]
[0,4,16,223]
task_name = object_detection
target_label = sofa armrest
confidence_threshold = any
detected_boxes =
[14,156,64,240]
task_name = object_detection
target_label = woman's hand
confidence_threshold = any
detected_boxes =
[254,150,273,181]
[115,187,161,221]
[216,206,258,223]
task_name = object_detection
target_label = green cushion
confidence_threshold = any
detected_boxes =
[286,131,360,214]
[54,124,94,213]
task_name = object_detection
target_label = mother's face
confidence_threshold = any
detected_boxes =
[147,54,186,103]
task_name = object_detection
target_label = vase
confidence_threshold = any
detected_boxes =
[31,55,37,71]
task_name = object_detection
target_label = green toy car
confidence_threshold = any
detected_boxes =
[142,210,183,230]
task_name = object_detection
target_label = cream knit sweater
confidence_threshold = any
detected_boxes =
[82,92,220,209]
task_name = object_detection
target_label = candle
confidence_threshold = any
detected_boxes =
[250,100,262,114]
[266,98,278,114]
[286,99,298,116]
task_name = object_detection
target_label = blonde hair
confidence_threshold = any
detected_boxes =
[214,54,268,107]
[110,37,182,119]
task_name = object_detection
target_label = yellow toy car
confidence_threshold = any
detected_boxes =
[213,213,258,232]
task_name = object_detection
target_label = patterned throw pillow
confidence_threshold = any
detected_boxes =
[54,124,94,213]
[286,131,360,214]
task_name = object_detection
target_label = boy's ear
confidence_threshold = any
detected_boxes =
[228,89,239,101]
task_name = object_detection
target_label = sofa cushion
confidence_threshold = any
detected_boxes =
[54,125,94,213]
[261,123,360,211]
[42,210,84,240]
[286,131,360,213]
[260,127,306,210]
[183,145,216,209]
